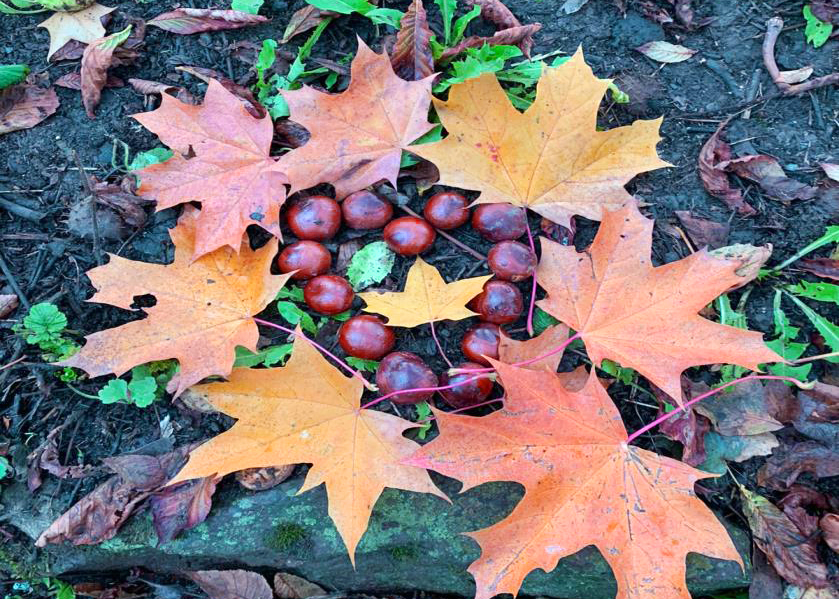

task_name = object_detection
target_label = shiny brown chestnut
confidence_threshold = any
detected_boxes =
[487,241,537,282]
[439,361,494,409]
[338,315,395,360]
[303,275,354,315]
[341,190,393,230]
[375,351,438,404]
[470,280,523,324]
[277,241,331,280]
[287,196,341,241]
[383,216,436,255]
[460,322,501,365]
[423,191,469,230]
[471,203,527,242]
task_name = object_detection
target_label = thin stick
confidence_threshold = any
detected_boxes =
[626,374,806,444]
[360,375,489,410]
[454,332,583,375]
[253,317,376,391]
[418,396,504,422]
[429,321,452,368]
[763,17,839,96]
[0,250,30,310]
[73,151,102,266]
[399,205,486,263]
[791,350,839,364]
[523,217,537,337]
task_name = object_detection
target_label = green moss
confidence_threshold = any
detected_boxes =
[268,522,308,551]
[389,545,418,561]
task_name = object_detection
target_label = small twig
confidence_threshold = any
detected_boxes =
[429,321,452,368]
[791,350,839,365]
[398,205,486,263]
[73,151,103,266]
[0,250,30,310]
[763,17,839,96]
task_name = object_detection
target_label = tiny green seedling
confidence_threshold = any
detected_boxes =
[803,5,832,48]
[346,356,379,372]
[414,401,433,439]
[764,289,812,383]
[716,294,749,384]
[304,0,403,27]
[231,0,263,14]
[96,361,178,407]
[14,302,80,380]
[347,241,396,290]
[234,344,294,368]
[0,64,29,89]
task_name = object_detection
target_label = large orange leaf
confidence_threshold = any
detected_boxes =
[132,79,287,259]
[408,362,744,599]
[169,331,446,561]
[410,48,670,226]
[63,207,290,396]
[536,204,781,404]
[358,257,490,328]
[278,38,436,198]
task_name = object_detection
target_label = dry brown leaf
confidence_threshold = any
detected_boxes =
[273,573,325,599]
[132,79,285,257]
[62,207,290,396]
[437,24,542,61]
[411,49,670,227]
[408,365,743,599]
[674,210,729,249]
[186,570,272,599]
[464,0,537,56]
[150,475,217,544]
[358,258,490,328]
[282,5,334,43]
[279,38,435,199]
[168,332,445,562]
[536,204,780,404]
[722,155,818,202]
[698,122,756,215]
[0,84,60,136]
[0,294,19,319]
[38,3,114,60]
[148,9,268,34]
[81,25,131,118]
[821,513,839,553]
[391,0,434,81]
[234,464,294,491]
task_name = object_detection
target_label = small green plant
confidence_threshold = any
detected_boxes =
[234,344,294,368]
[345,356,379,372]
[532,307,560,335]
[0,0,94,13]
[231,0,262,14]
[346,241,396,290]
[764,290,812,383]
[804,5,832,48]
[128,147,173,171]
[599,359,636,385]
[41,578,75,599]
[0,64,29,90]
[716,294,749,384]
[304,0,403,27]
[0,456,11,479]
[430,0,481,55]
[96,361,177,407]
[414,401,433,439]
[14,303,80,380]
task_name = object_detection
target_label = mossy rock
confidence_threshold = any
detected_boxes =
[3,477,750,599]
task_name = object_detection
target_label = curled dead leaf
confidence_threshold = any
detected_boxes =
[0,84,60,135]
[273,573,325,599]
[636,40,697,63]
[438,24,543,61]
[391,0,434,81]
[148,9,268,34]
[235,464,294,491]
[709,243,772,287]
[186,570,272,599]
[0,294,19,319]
[81,25,131,118]
[698,122,756,215]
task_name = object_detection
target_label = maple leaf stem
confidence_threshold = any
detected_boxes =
[625,374,810,444]
[253,317,376,391]
[452,332,584,375]
[524,215,537,337]
[360,375,491,410]
[429,321,453,368]
[417,396,504,423]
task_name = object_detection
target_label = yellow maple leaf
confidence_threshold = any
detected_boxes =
[169,331,446,562]
[39,3,115,60]
[358,258,490,328]
[410,48,671,226]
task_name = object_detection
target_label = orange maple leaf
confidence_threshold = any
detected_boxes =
[536,204,781,404]
[169,331,446,561]
[132,79,287,259]
[358,258,490,328]
[63,207,290,396]
[498,323,569,372]
[408,362,744,599]
[410,48,670,226]
[278,38,436,198]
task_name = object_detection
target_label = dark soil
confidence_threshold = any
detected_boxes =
[1,0,838,596]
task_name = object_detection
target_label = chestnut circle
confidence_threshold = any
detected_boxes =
[472,203,527,242]
[423,191,469,230]
[470,280,524,324]
[342,190,393,230]
[461,322,501,365]
[488,241,537,282]
[277,241,331,280]
[375,351,438,404]
[439,361,494,409]
[287,196,342,241]
[383,217,436,255]
[338,315,395,360]
[304,275,354,315]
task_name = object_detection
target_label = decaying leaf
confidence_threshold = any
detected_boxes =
[821,162,839,182]
[38,3,114,60]
[0,84,60,135]
[273,573,325,599]
[635,40,697,63]
[674,210,729,249]
[186,570,272,599]
[799,258,839,281]
[758,441,839,490]
[391,0,434,81]
[150,475,217,544]
[36,445,193,547]
[62,207,291,396]
[411,49,670,227]
[0,294,18,319]
[698,122,756,215]
[651,383,711,466]
[168,333,446,562]
[279,39,435,198]
[721,155,818,203]
[282,5,334,43]
[358,257,490,328]
[740,487,830,589]
[408,364,743,599]
[464,0,537,56]
[437,24,543,61]
[821,513,839,553]
[133,79,287,257]
[81,25,131,118]
[497,324,569,372]
[148,9,268,34]
[235,464,294,491]
[693,378,785,436]
[536,205,780,404]
[55,71,123,91]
